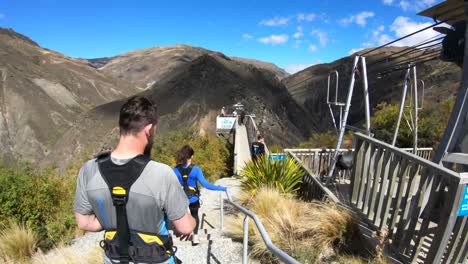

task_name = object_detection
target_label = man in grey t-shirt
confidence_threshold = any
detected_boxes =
[74,96,195,264]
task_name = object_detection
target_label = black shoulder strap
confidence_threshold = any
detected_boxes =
[176,164,194,191]
[97,154,150,264]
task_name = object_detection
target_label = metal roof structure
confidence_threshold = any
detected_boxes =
[418,0,465,25]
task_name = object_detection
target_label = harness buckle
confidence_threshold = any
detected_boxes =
[112,195,127,206]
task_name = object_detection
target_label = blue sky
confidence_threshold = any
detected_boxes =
[0,0,443,73]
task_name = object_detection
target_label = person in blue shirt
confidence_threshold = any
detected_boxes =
[173,145,227,245]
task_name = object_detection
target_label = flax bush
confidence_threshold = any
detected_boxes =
[241,155,304,195]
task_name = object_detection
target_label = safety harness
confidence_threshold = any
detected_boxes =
[175,164,199,199]
[97,153,175,264]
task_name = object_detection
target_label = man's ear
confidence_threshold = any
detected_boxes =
[143,124,153,137]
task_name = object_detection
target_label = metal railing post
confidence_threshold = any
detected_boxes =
[220,191,224,230]
[392,67,411,146]
[223,191,300,264]
[327,56,360,183]
[361,56,371,136]
[413,66,419,153]
[243,216,249,264]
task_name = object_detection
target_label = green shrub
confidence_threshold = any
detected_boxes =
[152,129,231,182]
[0,165,76,250]
[371,98,454,148]
[299,131,353,149]
[241,155,304,195]
[267,145,283,153]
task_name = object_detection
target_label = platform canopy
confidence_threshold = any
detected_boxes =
[418,0,465,26]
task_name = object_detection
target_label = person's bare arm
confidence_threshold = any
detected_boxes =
[172,212,195,235]
[75,212,103,232]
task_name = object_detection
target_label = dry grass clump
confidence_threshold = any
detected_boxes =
[0,221,37,262]
[227,187,358,263]
[32,246,103,264]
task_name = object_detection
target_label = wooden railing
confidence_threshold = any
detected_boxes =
[286,149,342,203]
[351,133,468,263]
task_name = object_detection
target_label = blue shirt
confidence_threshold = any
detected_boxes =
[173,164,227,203]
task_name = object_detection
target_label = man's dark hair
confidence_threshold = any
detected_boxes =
[257,135,264,140]
[177,145,195,164]
[119,96,158,135]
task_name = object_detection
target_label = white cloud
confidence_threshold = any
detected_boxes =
[394,0,436,12]
[308,44,318,52]
[311,30,328,46]
[389,16,440,46]
[0,14,5,19]
[259,17,290,26]
[242,34,253,40]
[297,13,316,22]
[340,11,375,27]
[293,26,303,39]
[293,31,303,39]
[351,25,392,54]
[361,25,393,48]
[284,63,316,74]
[349,48,364,55]
[258,34,289,45]
[293,40,303,49]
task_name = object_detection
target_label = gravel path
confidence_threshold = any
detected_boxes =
[171,177,245,264]
[36,177,252,264]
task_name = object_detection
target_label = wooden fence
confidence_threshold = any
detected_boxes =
[351,133,468,263]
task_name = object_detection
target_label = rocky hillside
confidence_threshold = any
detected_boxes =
[0,28,139,163]
[1,27,461,167]
[87,44,288,88]
[230,57,289,79]
[51,53,314,167]
[283,47,461,132]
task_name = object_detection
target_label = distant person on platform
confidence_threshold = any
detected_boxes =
[251,135,266,161]
[239,110,246,125]
[74,96,194,264]
[173,145,227,246]
[220,106,226,117]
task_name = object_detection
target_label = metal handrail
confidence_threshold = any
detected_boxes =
[245,115,269,156]
[219,190,300,264]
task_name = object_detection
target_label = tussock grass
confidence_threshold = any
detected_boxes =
[227,188,358,263]
[0,221,37,262]
[32,246,103,264]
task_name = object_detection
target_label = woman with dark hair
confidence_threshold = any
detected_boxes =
[173,145,227,245]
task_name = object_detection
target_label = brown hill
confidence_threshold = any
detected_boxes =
[89,44,288,88]
[230,57,289,80]
[0,28,139,163]
[283,47,461,132]
[51,54,314,167]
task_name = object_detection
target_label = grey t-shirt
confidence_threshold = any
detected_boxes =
[74,155,189,236]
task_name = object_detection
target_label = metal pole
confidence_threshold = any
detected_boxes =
[243,216,249,264]
[392,67,411,146]
[339,106,343,130]
[413,65,418,153]
[327,56,360,182]
[361,57,371,136]
[220,192,224,230]
[328,105,338,134]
